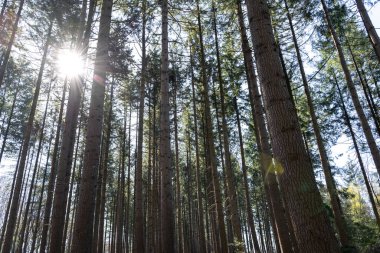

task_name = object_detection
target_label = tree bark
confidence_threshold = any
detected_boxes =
[211,3,244,251]
[246,0,340,252]
[189,49,207,253]
[160,0,175,252]
[134,0,147,250]
[70,0,113,251]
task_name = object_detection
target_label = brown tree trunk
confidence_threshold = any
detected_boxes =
[241,1,295,252]
[134,0,147,250]
[189,49,207,253]
[196,2,228,252]
[233,96,262,253]
[173,73,183,253]
[71,0,113,251]
[211,3,244,251]
[160,0,175,252]
[246,0,340,252]
[94,80,114,253]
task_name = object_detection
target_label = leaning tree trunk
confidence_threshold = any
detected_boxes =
[321,0,380,177]
[284,0,353,249]
[241,1,295,252]
[70,0,113,252]
[1,22,52,253]
[354,0,380,62]
[246,0,340,252]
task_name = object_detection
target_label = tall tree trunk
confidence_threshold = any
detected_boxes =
[354,0,380,62]
[49,79,82,253]
[71,0,113,251]
[211,3,244,251]
[233,96,261,253]
[116,115,126,253]
[134,0,147,250]
[284,0,353,249]
[320,0,380,177]
[160,0,175,252]
[240,1,295,252]
[94,80,114,253]
[189,49,206,253]
[1,22,52,253]
[196,2,228,252]
[246,0,340,252]
[173,73,183,253]
[0,0,24,87]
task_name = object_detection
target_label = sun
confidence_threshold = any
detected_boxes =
[56,49,85,78]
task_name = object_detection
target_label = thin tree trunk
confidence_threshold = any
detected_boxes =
[173,73,183,253]
[71,0,113,251]
[189,49,207,253]
[160,0,175,251]
[134,0,147,250]
[95,80,114,253]
[1,22,52,253]
[196,2,228,252]
[246,0,340,252]
[116,116,126,253]
[233,96,261,253]
[211,3,244,251]
[320,0,380,177]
